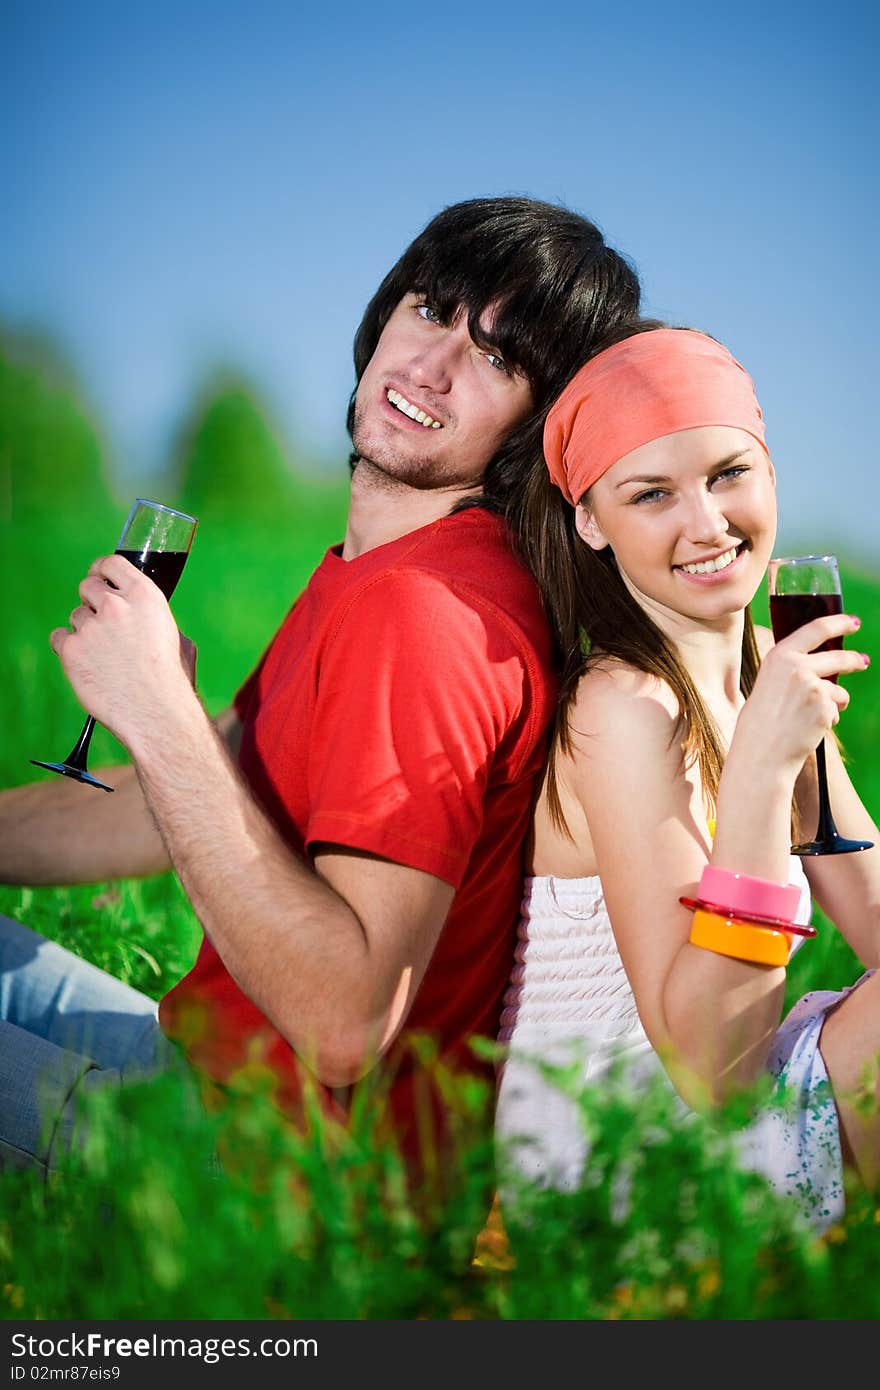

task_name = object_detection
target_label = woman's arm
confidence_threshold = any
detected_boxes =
[565,612,870,1107]
[565,665,791,1109]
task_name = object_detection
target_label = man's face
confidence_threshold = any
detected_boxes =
[351,293,534,491]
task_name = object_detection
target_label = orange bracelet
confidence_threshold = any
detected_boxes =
[689,908,793,967]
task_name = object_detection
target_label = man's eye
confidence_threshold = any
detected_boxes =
[485,352,509,373]
[416,303,441,323]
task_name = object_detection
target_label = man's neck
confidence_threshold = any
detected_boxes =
[341,460,484,560]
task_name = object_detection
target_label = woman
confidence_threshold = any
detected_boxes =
[496,324,879,1231]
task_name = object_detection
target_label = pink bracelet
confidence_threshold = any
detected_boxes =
[699,865,801,924]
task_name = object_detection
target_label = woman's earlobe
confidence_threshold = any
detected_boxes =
[574,502,609,551]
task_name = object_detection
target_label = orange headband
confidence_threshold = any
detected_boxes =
[543,328,767,506]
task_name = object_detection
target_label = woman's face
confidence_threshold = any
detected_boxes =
[576,425,777,627]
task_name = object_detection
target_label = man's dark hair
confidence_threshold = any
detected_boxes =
[346,195,642,517]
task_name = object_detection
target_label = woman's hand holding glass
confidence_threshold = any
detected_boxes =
[766,554,873,855]
[744,611,860,746]
[732,606,871,853]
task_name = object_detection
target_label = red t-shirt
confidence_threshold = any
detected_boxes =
[159,508,557,1165]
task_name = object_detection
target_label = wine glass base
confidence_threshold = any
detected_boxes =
[30,760,115,793]
[791,836,873,857]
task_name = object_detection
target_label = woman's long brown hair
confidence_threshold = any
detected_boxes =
[505,320,767,838]
[513,461,761,834]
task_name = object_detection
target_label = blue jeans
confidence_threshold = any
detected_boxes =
[0,913,181,1174]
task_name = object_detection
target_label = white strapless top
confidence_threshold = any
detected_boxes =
[494,858,855,1230]
[498,857,812,1052]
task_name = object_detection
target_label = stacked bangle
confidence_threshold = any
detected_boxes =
[684,866,810,967]
[689,908,793,966]
[699,865,801,924]
[679,896,815,937]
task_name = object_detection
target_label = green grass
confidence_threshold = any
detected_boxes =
[2,344,879,1320]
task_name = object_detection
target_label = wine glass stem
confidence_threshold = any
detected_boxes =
[65,716,97,772]
[814,738,839,841]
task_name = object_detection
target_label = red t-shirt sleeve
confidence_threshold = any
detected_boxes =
[305,569,532,888]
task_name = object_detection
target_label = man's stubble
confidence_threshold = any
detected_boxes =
[351,404,470,494]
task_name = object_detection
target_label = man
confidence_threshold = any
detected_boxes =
[0,196,641,1185]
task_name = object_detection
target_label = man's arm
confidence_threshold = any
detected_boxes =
[51,555,456,1084]
[0,705,243,887]
[0,760,168,885]
[137,711,454,1083]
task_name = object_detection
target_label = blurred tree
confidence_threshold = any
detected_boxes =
[174,372,305,528]
[0,324,116,532]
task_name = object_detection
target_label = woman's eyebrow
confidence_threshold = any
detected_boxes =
[615,473,669,488]
[708,447,753,469]
[615,447,753,490]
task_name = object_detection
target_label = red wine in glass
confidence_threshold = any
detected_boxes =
[768,555,872,855]
[768,592,843,645]
[115,549,188,600]
[30,500,198,792]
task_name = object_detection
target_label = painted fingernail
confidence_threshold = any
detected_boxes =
[851,616,862,628]
[862,654,871,666]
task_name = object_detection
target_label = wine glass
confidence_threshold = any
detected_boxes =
[767,553,873,855]
[30,498,198,793]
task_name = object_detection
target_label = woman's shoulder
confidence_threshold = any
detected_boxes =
[560,657,694,812]
[563,658,684,770]
[570,657,681,727]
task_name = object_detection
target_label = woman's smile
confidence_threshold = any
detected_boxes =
[673,540,751,586]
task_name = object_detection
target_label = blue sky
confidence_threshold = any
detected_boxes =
[3,0,878,563]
